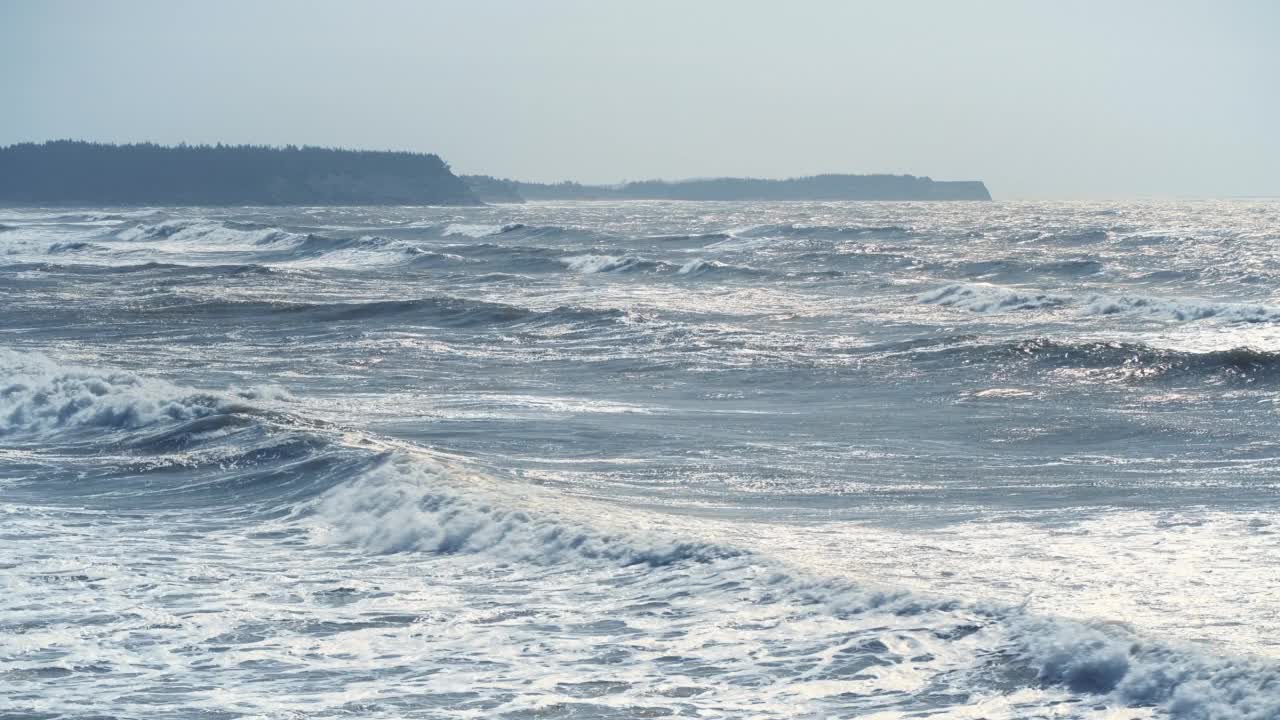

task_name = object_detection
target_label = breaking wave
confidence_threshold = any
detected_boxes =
[919,283,1069,313]
[1083,294,1280,323]
[46,240,106,253]
[0,354,233,439]
[308,451,1280,720]
[310,456,737,566]
[117,219,305,246]
[5,349,1279,719]
[562,254,668,274]
[441,222,528,238]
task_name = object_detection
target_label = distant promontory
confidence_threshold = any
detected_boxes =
[0,141,481,206]
[0,140,991,205]
[463,174,992,202]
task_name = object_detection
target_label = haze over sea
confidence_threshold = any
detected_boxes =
[3,200,1279,718]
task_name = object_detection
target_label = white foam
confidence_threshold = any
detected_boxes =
[302,454,1280,718]
[921,283,1280,324]
[442,223,505,238]
[678,258,715,275]
[1014,618,1280,719]
[562,254,642,273]
[1083,294,1280,323]
[308,455,721,565]
[919,283,1068,313]
[0,350,233,436]
[116,220,302,248]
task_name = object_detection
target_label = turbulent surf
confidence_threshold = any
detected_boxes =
[3,200,1279,719]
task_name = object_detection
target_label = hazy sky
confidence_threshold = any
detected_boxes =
[2,0,1277,199]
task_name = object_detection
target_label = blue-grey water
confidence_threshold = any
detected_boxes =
[2,201,1279,719]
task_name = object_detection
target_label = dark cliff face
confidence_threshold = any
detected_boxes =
[0,141,482,206]
[468,174,992,202]
[461,175,525,203]
[926,180,992,201]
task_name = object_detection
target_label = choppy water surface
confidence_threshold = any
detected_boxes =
[2,201,1279,719]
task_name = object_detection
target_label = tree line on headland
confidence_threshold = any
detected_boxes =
[0,141,480,205]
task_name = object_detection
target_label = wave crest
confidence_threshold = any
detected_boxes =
[1083,295,1280,323]
[562,254,664,274]
[0,350,242,438]
[117,219,303,246]
[919,284,1068,313]
[921,283,1280,323]
[310,456,735,566]
[1014,618,1280,720]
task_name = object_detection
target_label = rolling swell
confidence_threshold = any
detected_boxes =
[899,336,1280,385]
[310,455,740,567]
[632,231,734,248]
[952,257,1104,281]
[280,233,426,259]
[445,245,772,280]
[438,242,566,272]
[0,350,361,510]
[561,254,671,274]
[141,294,631,330]
[921,282,1280,323]
[795,248,920,273]
[113,221,436,265]
[920,283,1068,312]
[676,258,768,278]
[434,222,604,243]
[490,222,600,242]
[46,240,107,253]
[1084,294,1280,322]
[740,223,914,239]
[1041,228,1111,245]
[0,260,277,277]
[441,222,540,238]
[117,219,306,246]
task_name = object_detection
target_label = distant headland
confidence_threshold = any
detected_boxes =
[462,174,992,202]
[0,140,991,205]
[0,141,481,206]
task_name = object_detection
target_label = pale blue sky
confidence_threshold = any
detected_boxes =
[2,0,1276,198]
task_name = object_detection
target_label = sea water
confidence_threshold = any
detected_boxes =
[2,201,1278,718]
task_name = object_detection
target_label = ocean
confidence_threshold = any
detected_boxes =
[2,201,1278,719]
